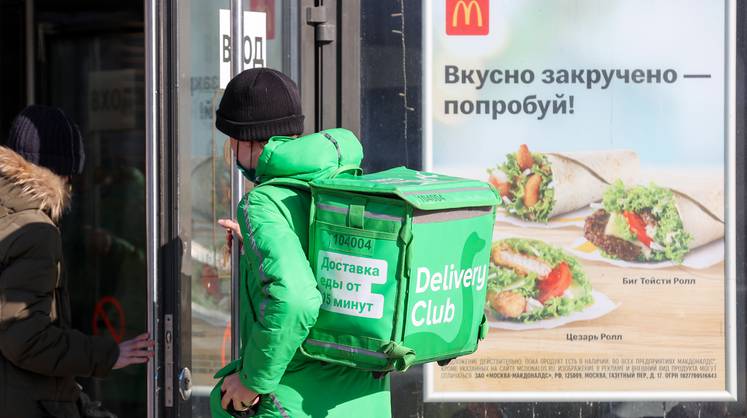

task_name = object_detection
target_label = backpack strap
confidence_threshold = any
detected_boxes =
[256,177,311,191]
[478,313,489,340]
[330,164,363,178]
[382,341,416,372]
[256,165,362,192]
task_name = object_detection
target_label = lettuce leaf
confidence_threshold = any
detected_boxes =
[486,238,593,322]
[488,265,538,298]
[497,152,555,222]
[602,181,693,262]
[608,212,637,241]
[518,291,594,322]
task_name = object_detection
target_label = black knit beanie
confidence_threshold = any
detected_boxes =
[215,68,304,141]
[6,105,85,175]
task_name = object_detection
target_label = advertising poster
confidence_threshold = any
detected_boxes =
[423,0,737,401]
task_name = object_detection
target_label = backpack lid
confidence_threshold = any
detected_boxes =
[311,166,499,210]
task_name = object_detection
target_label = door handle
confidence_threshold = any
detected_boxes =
[179,367,193,401]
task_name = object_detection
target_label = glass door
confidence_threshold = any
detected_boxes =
[34,2,149,417]
[173,1,295,416]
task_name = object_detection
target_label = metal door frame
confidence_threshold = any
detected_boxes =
[146,0,190,415]
[144,0,159,415]
[144,1,364,416]
[144,1,258,416]
[299,0,361,136]
[144,0,157,413]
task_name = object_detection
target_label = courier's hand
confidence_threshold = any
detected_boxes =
[218,219,243,251]
[221,373,259,412]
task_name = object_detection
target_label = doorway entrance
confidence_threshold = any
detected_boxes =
[0,1,148,417]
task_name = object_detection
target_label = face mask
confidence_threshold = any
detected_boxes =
[236,158,257,183]
[235,141,258,183]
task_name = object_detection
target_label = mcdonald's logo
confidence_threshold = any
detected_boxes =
[446,0,489,36]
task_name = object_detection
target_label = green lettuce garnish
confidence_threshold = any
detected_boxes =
[486,238,593,322]
[495,153,555,222]
[602,181,693,262]
[488,267,538,299]
[521,291,594,322]
[608,212,637,241]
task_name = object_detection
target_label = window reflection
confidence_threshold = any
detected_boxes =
[41,10,148,416]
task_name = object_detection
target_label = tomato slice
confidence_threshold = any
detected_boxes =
[538,262,572,304]
[623,210,652,247]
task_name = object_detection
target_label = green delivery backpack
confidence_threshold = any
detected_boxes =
[298,167,499,372]
[211,167,499,418]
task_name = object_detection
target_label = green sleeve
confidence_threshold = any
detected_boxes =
[236,190,321,394]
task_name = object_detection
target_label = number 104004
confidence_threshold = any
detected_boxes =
[330,233,374,254]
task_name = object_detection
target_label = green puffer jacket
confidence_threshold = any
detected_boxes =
[219,129,390,417]
[0,147,119,418]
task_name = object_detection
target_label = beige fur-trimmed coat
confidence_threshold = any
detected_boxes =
[0,146,119,418]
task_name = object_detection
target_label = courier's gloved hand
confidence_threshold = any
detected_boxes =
[221,373,260,413]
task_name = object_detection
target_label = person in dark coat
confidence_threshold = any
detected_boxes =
[0,105,153,418]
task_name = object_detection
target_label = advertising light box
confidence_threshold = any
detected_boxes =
[423,0,737,402]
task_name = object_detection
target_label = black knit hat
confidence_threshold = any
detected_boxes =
[216,68,304,141]
[6,105,85,175]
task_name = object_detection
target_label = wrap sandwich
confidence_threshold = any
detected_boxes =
[487,238,593,322]
[584,180,724,263]
[489,145,639,222]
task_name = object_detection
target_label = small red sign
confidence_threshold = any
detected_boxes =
[250,0,276,39]
[92,296,126,343]
[446,0,489,36]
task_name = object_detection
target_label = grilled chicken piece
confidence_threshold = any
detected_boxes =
[491,245,552,278]
[489,290,527,318]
